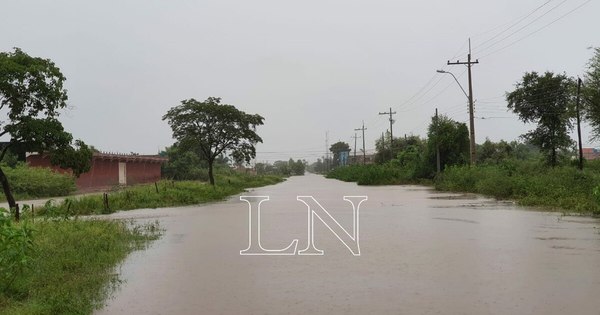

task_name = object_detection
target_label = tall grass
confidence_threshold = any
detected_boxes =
[435,161,600,214]
[326,164,425,185]
[327,161,600,215]
[38,173,284,216]
[0,218,161,315]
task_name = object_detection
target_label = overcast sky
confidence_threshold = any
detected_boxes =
[1,0,598,162]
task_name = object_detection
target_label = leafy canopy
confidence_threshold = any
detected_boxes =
[162,97,264,185]
[426,114,470,172]
[0,48,92,219]
[506,71,574,166]
[583,47,600,140]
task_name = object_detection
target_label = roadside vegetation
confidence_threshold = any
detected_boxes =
[0,211,161,314]
[0,163,76,202]
[34,170,283,216]
[327,48,600,216]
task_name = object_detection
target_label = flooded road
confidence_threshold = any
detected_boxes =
[97,173,600,315]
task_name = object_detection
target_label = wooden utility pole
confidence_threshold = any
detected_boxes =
[381,132,385,162]
[576,77,584,170]
[352,133,361,164]
[355,121,367,165]
[379,107,397,160]
[436,108,441,174]
[448,38,479,165]
[325,131,329,172]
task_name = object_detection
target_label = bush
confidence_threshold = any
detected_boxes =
[2,164,76,200]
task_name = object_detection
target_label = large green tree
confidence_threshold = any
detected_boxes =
[506,71,574,166]
[162,97,264,185]
[583,47,600,139]
[0,48,92,220]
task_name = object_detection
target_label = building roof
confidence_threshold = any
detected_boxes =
[28,151,168,164]
[93,152,168,163]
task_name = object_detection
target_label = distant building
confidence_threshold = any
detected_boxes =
[582,148,600,160]
[27,152,168,191]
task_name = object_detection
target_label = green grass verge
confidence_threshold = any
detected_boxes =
[0,218,161,315]
[36,173,284,216]
[326,161,600,215]
[326,164,428,185]
[435,162,600,215]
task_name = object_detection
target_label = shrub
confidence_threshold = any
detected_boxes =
[2,164,76,200]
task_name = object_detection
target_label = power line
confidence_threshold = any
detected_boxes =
[480,0,593,59]
[470,0,553,40]
[473,0,561,54]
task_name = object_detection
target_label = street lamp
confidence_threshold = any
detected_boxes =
[437,69,476,165]
[436,70,469,100]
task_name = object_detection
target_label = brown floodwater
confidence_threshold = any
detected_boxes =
[96,173,600,315]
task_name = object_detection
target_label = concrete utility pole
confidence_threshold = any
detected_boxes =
[576,77,584,170]
[379,107,397,160]
[436,108,441,174]
[447,38,479,165]
[355,121,367,165]
[351,133,361,164]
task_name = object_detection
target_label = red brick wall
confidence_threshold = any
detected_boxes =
[77,159,120,188]
[27,154,163,191]
[126,160,162,185]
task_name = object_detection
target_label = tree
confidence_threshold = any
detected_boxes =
[426,114,469,174]
[506,72,575,166]
[273,160,291,176]
[0,48,92,220]
[477,138,513,164]
[329,141,350,167]
[49,140,93,177]
[375,134,422,164]
[290,159,305,176]
[162,97,264,185]
[583,47,600,140]
[161,143,208,180]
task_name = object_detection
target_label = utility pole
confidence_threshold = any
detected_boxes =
[325,131,329,172]
[447,38,479,165]
[576,77,584,170]
[436,108,441,174]
[379,107,397,160]
[381,132,385,162]
[355,121,367,165]
[351,133,361,165]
